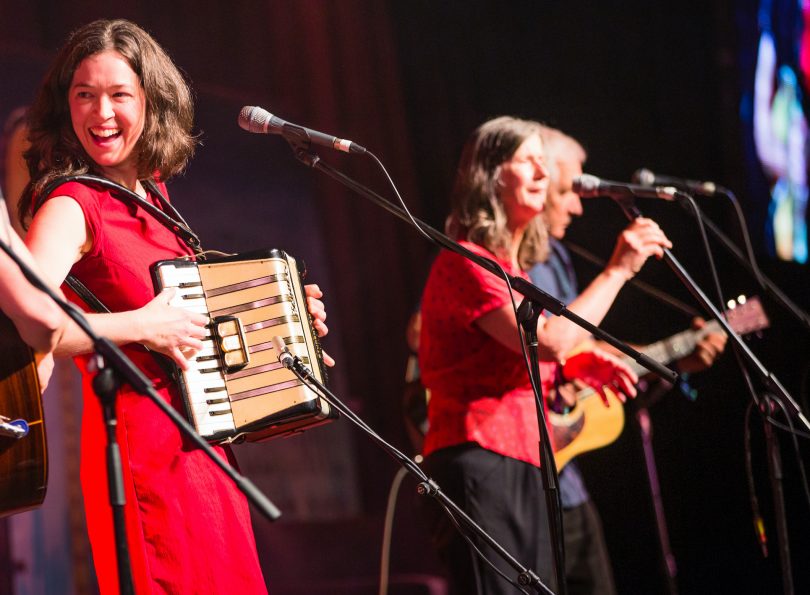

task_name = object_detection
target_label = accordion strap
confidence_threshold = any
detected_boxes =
[36,174,192,378]
[35,174,203,254]
[65,274,110,314]
[64,272,177,378]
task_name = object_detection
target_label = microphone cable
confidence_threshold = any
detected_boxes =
[378,464,410,595]
[669,190,810,562]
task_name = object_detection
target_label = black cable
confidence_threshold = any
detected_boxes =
[744,401,769,558]
[768,395,810,511]
[670,193,725,314]
[715,186,768,293]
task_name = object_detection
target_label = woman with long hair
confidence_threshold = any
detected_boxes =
[419,116,637,595]
[21,19,329,593]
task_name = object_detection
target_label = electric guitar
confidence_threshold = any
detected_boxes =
[550,297,770,470]
[0,311,47,517]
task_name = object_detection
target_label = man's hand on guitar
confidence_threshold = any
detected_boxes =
[677,317,727,374]
[304,284,335,367]
[563,348,638,406]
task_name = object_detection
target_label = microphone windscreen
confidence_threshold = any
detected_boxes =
[572,174,600,195]
[632,168,656,187]
[238,106,271,133]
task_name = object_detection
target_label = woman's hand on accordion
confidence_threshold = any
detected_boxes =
[305,284,335,367]
[136,288,209,370]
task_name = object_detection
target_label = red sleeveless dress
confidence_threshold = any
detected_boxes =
[46,181,268,594]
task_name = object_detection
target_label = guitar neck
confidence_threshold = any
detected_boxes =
[624,321,720,376]
[572,297,768,401]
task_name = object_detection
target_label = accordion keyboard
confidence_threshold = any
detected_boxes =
[159,263,237,437]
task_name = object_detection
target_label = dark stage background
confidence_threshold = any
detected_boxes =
[1,1,809,594]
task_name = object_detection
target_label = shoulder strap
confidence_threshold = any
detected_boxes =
[36,174,203,254]
[64,272,177,378]
[65,275,110,313]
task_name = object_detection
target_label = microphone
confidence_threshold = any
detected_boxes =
[632,168,717,196]
[572,174,677,200]
[270,336,294,370]
[238,106,367,154]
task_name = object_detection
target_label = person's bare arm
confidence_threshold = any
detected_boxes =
[537,218,671,360]
[25,196,207,370]
[0,221,64,352]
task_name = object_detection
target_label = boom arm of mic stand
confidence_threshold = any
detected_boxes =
[291,147,677,385]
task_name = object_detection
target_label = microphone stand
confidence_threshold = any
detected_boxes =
[675,189,810,332]
[0,238,282,595]
[278,135,677,594]
[516,297,565,591]
[614,193,809,595]
[285,145,675,383]
[274,343,554,594]
[614,194,809,431]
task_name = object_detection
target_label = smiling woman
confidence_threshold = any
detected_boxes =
[68,50,146,183]
[497,134,551,229]
[12,18,330,594]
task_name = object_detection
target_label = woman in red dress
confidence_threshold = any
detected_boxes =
[19,19,329,594]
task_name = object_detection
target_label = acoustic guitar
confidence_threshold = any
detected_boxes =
[0,311,47,517]
[550,297,770,470]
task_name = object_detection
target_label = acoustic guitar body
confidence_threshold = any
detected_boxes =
[0,312,47,517]
[549,389,625,471]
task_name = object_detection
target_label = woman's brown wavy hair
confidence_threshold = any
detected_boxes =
[446,116,548,270]
[19,18,196,226]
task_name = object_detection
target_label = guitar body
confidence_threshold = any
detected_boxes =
[550,389,624,470]
[0,312,47,517]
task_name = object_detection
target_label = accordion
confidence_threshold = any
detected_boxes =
[152,249,336,443]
